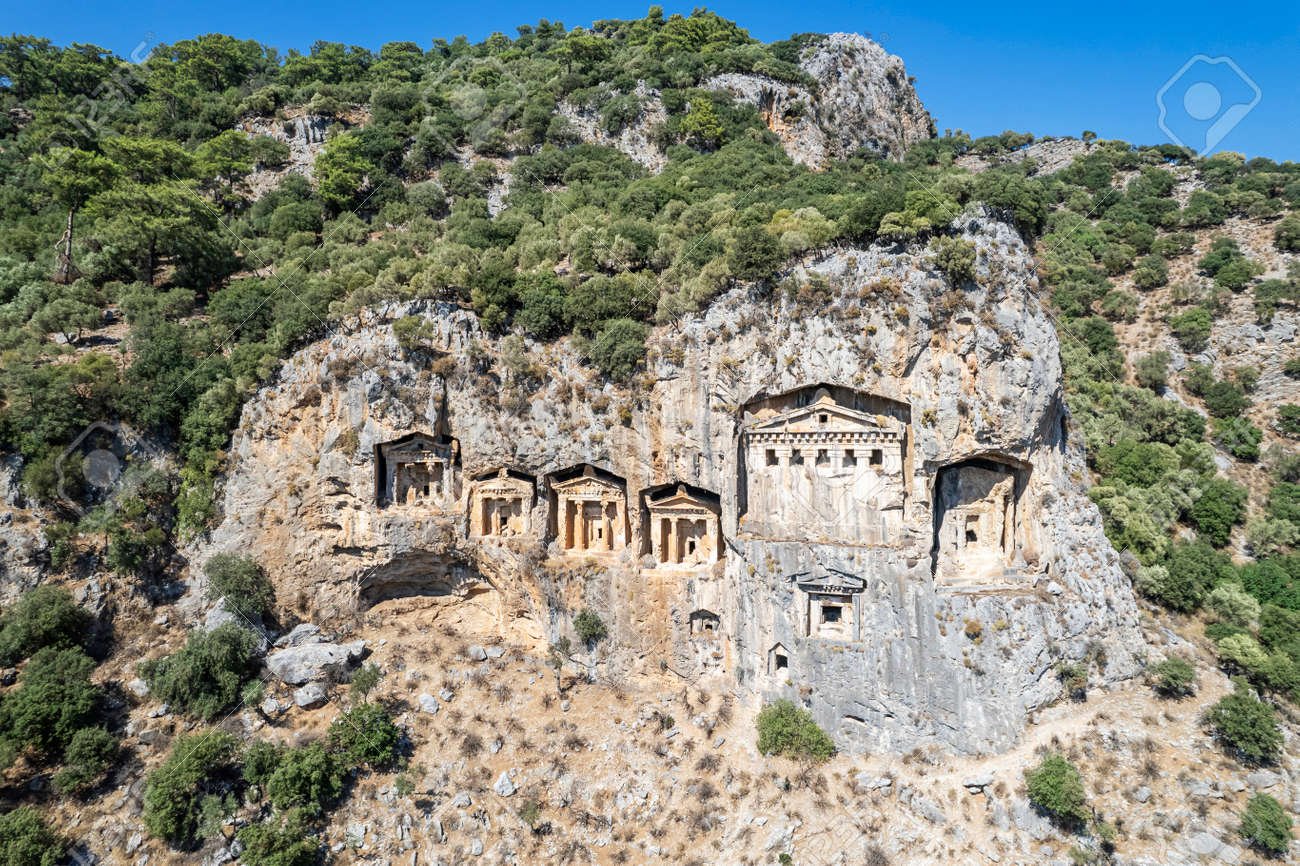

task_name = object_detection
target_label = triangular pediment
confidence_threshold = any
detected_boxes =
[382,432,454,456]
[747,395,899,436]
[553,474,623,495]
[646,485,719,513]
[791,569,866,593]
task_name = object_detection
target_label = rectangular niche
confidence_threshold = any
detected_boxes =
[794,570,865,641]
[375,432,460,508]
[932,456,1030,587]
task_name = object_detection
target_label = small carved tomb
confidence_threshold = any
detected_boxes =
[469,469,534,538]
[646,485,721,567]
[689,609,720,638]
[795,570,865,640]
[377,433,459,508]
[768,642,790,674]
[553,466,628,554]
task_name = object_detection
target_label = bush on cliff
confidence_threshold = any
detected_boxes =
[1025,754,1088,828]
[203,553,275,621]
[0,585,92,665]
[755,699,835,762]
[140,623,261,721]
[1204,681,1283,764]
[1240,792,1293,855]
[143,730,240,847]
[0,807,65,866]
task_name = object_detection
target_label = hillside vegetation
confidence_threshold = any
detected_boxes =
[0,8,1297,864]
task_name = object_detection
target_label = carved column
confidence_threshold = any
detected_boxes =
[559,497,571,550]
[669,517,680,564]
[615,497,627,549]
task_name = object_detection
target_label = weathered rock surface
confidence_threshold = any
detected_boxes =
[205,212,1143,754]
[705,33,933,166]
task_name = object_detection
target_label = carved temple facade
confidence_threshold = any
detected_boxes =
[741,390,906,543]
[645,485,721,567]
[376,433,460,508]
[933,459,1027,585]
[468,468,534,538]
[552,466,629,555]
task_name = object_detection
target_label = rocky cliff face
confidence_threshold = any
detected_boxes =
[706,33,934,166]
[204,213,1143,755]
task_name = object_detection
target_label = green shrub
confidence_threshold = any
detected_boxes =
[1132,254,1168,289]
[755,699,836,762]
[143,730,240,846]
[265,742,343,816]
[1025,754,1088,827]
[728,225,785,281]
[1149,656,1196,697]
[1204,682,1283,764]
[1267,483,1300,526]
[0,646,101,762]
[1202,380,1250,418]
[242,740,285,787]
[1150,540,1234,612]
[0,807,65,866]
[574,608,608,645]
[1133,352,1170,391]
[0,585,92,664]
[1170,307,1213,353]
[587,318,648,381]
[1216,633,1268,674]
[1214,417,1262,462]
[1206,583,1262,628]
[327,702,401,769]
[1190,478,1248,547]
[350,661,382,701]
[53,726,119,794]
[928,236,977,284]
[1277,405,1300,439]
[1240,793,1292,854]
[1275,215,1300,253]
[140,623,260,720]
[203,553,275,620]
[236,811,320,866]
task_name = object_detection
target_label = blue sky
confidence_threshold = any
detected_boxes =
[7,0,1299,159]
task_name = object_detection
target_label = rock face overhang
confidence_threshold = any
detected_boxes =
[203,215,1143,755]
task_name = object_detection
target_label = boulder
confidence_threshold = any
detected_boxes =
[266,640,366,685]
[274,623,324,648]
[293,682,328,708]
[493,771,516,797]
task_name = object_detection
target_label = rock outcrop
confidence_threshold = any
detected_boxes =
[205,213,1142,755]
[705,33,933,166]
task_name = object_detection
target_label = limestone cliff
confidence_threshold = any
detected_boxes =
[705,33,934,166]
[205,213,1143,755]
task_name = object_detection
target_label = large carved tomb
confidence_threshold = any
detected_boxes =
[551,465,628,555]
[741,389,906,543]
